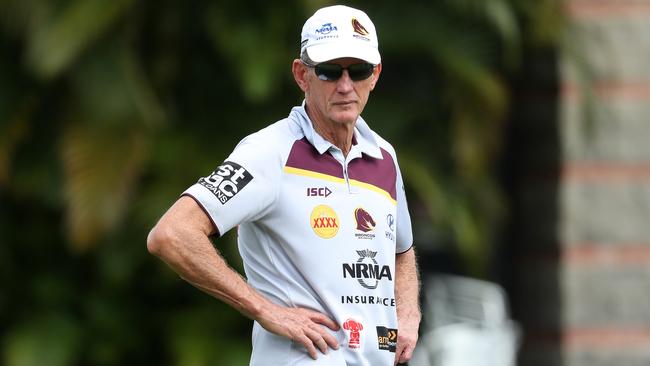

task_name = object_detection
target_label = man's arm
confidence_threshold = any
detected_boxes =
[393,247,421,365]
[147,196,339,359]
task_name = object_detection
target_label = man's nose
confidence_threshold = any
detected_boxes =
[335,70,354,92]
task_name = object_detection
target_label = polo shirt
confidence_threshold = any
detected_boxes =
[183,103,413,366]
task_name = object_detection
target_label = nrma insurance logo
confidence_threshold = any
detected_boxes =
[316,22,337,35]
[342,249,392,290]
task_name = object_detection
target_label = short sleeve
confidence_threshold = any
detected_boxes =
[395,161,414,253]
[182,135,281,236]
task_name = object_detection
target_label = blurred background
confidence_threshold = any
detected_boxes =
[2,0,650,365]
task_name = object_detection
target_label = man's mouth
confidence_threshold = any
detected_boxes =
[333,100,356,106]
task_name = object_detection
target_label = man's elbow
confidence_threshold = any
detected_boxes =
[147,224,174,258]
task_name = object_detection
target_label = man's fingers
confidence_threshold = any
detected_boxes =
[265,307,341,359]
[401,344,414,361]
[397,347,412,363]
[299,334,319,360]
[394,340,415,365]
[320,327,340,350]
[309,312,340,331]
[394,343,405,366]
[305,327,329,355]
[306,312,340,350]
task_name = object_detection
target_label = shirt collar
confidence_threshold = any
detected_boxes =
[290,101,383,159]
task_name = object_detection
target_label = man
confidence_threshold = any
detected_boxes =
[147,5,421,366]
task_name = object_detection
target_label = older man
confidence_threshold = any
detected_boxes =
[147,5,421,366]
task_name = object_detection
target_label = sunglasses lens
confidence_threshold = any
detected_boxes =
[348,63,374,81]
[313,63,374,81]
[314,64,343,81]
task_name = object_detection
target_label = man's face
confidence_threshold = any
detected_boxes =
[298,57,381,127]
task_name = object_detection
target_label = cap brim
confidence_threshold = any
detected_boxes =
[306,42,381,65]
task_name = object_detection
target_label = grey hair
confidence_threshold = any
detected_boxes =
[300,50,317,65]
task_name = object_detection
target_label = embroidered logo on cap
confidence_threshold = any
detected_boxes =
[316,22,338,35]
[351,18,369,36]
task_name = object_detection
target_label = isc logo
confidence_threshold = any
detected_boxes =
[199,161,253,204]
[307,187,332,197]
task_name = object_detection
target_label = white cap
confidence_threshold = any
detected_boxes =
[300,5,380,65]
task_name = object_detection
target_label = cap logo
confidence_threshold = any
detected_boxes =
[316,22,338,35]
[351,18,369,36]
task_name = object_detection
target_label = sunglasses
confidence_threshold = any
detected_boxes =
[304,62,375,82]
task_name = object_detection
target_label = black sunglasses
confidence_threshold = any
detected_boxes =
[304,62,375,82]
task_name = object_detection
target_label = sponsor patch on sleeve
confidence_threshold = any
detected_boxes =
[198,161,253,204]
[376,326,397,352]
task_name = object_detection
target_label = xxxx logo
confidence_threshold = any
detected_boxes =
[314,217,337,228]
[310,205,339,239]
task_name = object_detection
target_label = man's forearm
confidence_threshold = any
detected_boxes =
[146,196,271,319]
[395,248,421,325]
[161,232,267,319]
[147,198,341,359]
[394,247,421,364]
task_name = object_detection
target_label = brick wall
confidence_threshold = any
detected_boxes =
[507,1,650,365]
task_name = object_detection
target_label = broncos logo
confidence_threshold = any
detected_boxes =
[355,208,376,232]
[351,18,369,36]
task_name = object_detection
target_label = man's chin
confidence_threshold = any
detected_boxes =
[330,110,360,125]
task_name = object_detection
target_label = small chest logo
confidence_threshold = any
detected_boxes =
[307,187,332,197]
[387,214,395,231]
[343,318,364,349]
[376,326,398,353]
[310,205,339,239]
[355,208,375,232]
[385,214,395,242]
[354,207,376,239]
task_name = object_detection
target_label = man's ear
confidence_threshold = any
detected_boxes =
[369,63,382,91]
[292,59,310,92]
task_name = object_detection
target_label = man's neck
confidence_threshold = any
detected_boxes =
[306,106,356,157]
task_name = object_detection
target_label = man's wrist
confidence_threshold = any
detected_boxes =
[243,292,273,321]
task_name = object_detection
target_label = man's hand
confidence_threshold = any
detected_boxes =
[394,315,419,365]
[257,303,340,360]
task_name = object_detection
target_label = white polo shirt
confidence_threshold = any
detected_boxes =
[183,103,413,366]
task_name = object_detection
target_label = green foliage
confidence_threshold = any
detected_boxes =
[4,314,82,366]
[0,0,561,364]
